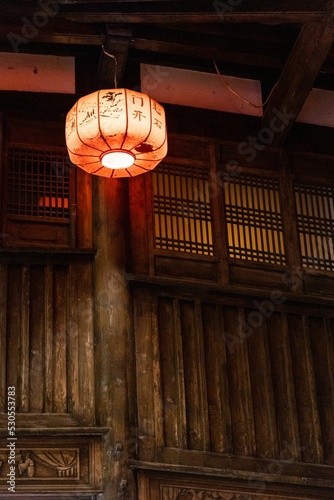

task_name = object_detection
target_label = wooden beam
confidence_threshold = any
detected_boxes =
[62,10,325,25]
[97,25,132,88]
[58,0,185,3]
[261,14,334,146]
[131,34,286,70]
[0,19,104,45]
[61,1,328,25]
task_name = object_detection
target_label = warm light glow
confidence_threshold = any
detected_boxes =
[65,88,167,178]
[101,150,135,169]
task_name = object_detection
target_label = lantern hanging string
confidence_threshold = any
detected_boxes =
[102,45,118,88]
[213,60,278,109]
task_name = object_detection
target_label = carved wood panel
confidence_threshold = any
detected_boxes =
[0,434,102,495]
[137,471,334,500]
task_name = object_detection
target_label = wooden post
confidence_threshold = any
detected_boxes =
[93,176,137,499]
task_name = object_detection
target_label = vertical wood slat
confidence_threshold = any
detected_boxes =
[279,153,303,284]
[129,175,150,275]
[288,314,324,463]
[77,261,95,425]
[268,312,301,459]
[44,264,54,412]
[29,266,45,412]
[20,265,30,412]
[211,144,229,286]
[224,306,256,456]
[159,297,187,449]
[0,264,7,412]
[138,292,334,469]
[2,260,95,421]
[152,291,164,456]
[6,266,22,410]
[134,288,162,461]
[202,303,233,454]
[246,311,278,459]
[52,266,68,413]
[309,316,334,464]
[76,168,93,248]
[68,263,80,419]
[180,301,210,451]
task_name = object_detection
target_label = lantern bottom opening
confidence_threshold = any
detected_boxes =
[101,150,135,169]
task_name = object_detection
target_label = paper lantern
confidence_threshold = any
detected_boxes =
[65,88,167,178]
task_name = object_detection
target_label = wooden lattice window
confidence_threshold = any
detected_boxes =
[294,181,334,271]
[224,172,286,265]
[152,162,214,256]
[6,147,70,219]
[2,146,75,247]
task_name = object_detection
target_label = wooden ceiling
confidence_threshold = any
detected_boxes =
[1,0,334,148]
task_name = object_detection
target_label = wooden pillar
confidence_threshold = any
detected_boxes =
[93,176,137,499]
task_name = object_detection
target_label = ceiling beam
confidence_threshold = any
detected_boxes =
[62,11,325,25]
[0,18,104,45]
[61,1,328,25]
[131,35,286,69]
[261,12,334,146]
[58,0,185,3]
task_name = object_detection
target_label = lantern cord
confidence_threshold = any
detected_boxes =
[102,45,118,88]
[213,60,278,109]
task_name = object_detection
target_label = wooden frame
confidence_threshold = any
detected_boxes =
[130,134,334,296]
[0,116,92,250]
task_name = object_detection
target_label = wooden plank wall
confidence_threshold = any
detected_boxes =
[134,288,334,474]
[0,260,95,425]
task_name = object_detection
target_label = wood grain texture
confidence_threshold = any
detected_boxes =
[29,266,45,412]
[1,261,95,423]
[309,316,334,464]
[134,289,334,475]
[262,12,334,146]
[93,176,137,498]
[288,314,323,463]
[202,303,232,454]
[224,306,256,456]
[268,312,301,460]
[0,264,7,412]
[246,312,278,459]
[158,297,187,449]
[180,300,210,451]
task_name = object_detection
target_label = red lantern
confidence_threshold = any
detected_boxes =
[65,88,167,178]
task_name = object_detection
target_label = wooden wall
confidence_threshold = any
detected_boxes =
[0,256,95,426]
[133,284,334,492]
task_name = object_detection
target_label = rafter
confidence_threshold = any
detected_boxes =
[261,8,334,146]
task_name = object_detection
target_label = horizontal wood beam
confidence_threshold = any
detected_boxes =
[60,1,328,25]
[262,13,334,146]
[0,19,104,45]
[58,0,185,3]
[131,36,286,70]
[62,11,326,25]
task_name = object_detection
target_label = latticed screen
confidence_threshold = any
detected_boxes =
[224,173,286,264]
[152,163,214,255]
[6,147,70,219]
[294,181,334,271]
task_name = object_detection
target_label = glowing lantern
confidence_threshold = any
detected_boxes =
[65,88,167,178]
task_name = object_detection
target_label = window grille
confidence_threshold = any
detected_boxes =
[294,182,334,271]
[152,163,214,256]
[224,173,286,265]
[6,147,70,220]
